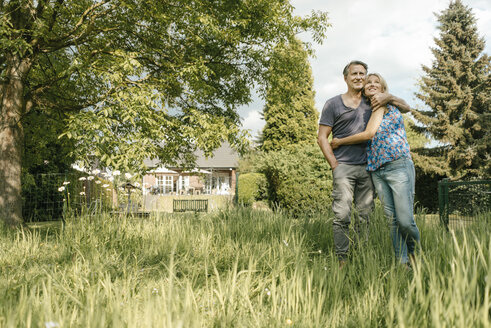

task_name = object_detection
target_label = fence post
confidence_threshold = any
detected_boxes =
[234,171,239,205]
[438,178,450,229]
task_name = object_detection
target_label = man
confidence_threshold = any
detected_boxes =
[317,60,409,267]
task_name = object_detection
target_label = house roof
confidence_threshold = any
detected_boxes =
[144,142,239,169]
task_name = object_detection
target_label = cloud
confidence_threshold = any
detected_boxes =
[240,0,490,135]
[241,110,265,138]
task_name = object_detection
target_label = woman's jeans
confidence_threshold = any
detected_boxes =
[371,158,420,264]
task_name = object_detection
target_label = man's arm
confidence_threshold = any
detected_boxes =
[371,93,410,113]
[317,125,338,170]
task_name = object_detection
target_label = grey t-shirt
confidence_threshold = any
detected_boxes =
[319,94,372,164]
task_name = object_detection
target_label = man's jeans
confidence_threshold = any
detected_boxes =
[371,157,420,264]
[331,163,374,260]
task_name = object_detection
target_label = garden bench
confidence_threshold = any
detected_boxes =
[173,199,208,213]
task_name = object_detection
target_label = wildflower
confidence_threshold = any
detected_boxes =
[286,319,293,325]
[63,181,70,185]
[134,182,140,187]
[43,160,50,165]
[92,169,101,175]
[58,186,65,192]
[324,266,328,271]
[95,180,101,184]
[45,322,60,328]
[113,170,121,176]
[125,172,132,179]
[108,176,114,182]
[102,184,110,188]
[318,250,322,254]
[152,288,159,295]
[80,192,86,196]
[79,177,86,181]
[282,240,288,246]
[87,176,95,181]
[267,291,271,296]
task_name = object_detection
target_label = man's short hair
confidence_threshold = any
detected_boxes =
[343,60,368,77]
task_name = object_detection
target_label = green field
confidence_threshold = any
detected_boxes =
[1,207,489,327]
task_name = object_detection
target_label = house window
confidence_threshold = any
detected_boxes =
[165,176,173,194]
[205,173,231,194]
[178,176,189,193]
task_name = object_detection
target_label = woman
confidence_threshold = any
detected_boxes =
[331,73,420,266]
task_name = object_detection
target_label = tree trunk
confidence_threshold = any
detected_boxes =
[0,55,29,226]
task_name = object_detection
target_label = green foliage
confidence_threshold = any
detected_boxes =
[1,0,329,172]
[404,115,429,150]
[256,144,332,216]
[413,0,491,178]
[260,37,319,152]
[0,208,490,326]
[22,109,76,174]
[237,173,267,206]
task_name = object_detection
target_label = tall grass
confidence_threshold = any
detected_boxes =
[0,207,489,327]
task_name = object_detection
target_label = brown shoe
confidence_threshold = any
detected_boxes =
[339,259,347,269]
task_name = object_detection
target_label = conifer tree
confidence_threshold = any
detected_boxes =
[260,38,319,152]
[413,0,490,178]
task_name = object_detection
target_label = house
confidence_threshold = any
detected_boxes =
[142,143,239,196]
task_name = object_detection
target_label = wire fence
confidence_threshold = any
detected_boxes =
[21,172,117,222]
[438,179,491,230]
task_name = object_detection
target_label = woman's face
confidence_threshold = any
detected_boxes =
[364,75,384,97]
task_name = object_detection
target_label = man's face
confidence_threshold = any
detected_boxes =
[344,64,367,92]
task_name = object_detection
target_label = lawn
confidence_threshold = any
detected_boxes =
[0,207,489,327]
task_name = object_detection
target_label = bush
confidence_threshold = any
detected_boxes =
[238,173,267,206]
[256,144,332,217]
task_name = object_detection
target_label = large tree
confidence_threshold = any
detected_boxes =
[0,0,328,225]
[413,0,490,179]
[260,37,319,152]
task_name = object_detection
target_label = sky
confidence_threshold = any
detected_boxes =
[240,0,491,138]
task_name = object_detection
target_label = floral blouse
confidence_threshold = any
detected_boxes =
[366,104,411,171]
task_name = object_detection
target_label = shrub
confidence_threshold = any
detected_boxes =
[238,173,268,206]
[256,144,332,217]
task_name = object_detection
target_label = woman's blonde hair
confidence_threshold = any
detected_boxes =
[366,73,388,93]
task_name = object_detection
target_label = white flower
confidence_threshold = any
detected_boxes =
[134,182,140,187]
[124,172,132,179]
[282,240,288,246]
[80,191,86,196]
[92,169,101,175]
[45,322,59,328]
[43,160,49,165]
[113,170,121,176]
[95,180,101,184]
[63,181,70,185]
[58,186,65,192]
[102,184,110,188]
[79,177,86,181]
[87,176,95,181]
[318,250,322,254]
[108,176,114,182]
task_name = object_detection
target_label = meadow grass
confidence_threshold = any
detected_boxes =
[0,206,489,327]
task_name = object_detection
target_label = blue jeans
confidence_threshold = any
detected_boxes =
[371,158,420,264]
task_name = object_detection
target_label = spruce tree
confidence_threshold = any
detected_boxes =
[260,38,319,152]
[413,0,490,178]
